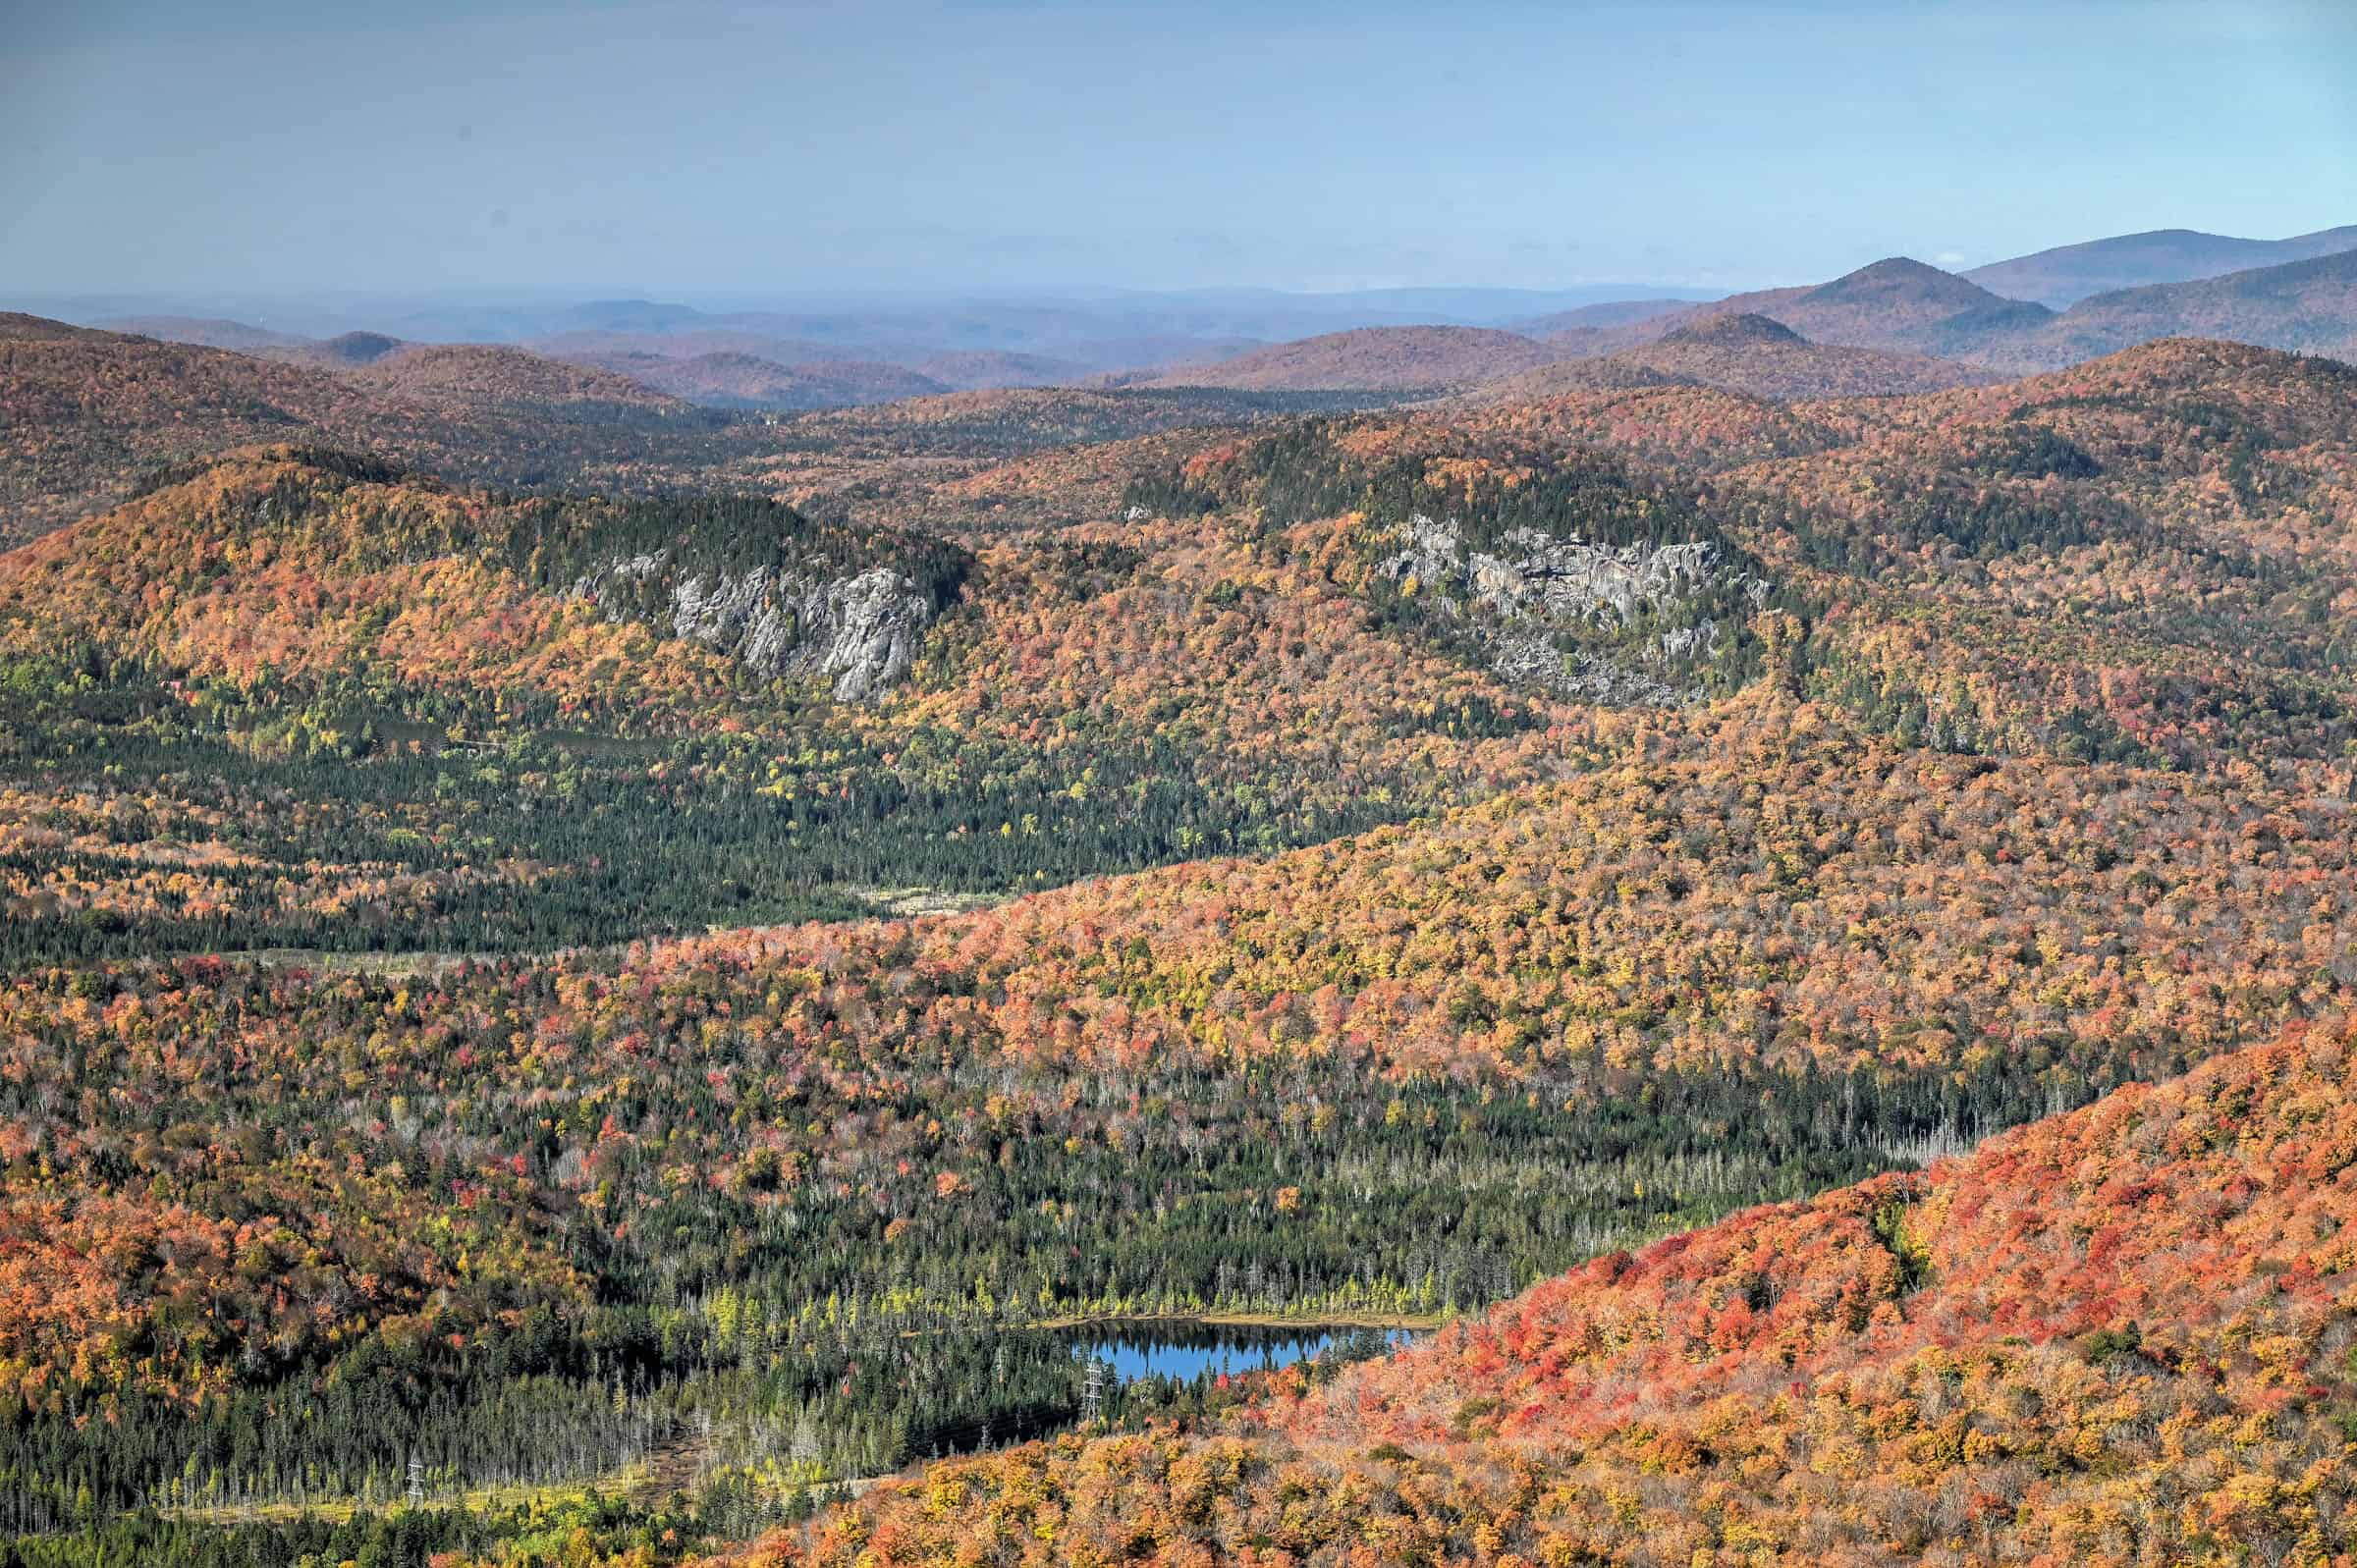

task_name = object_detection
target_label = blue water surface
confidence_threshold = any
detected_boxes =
[1068,1323,1420,1383]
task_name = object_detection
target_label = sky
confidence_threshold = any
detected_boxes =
[4,0,2356,301]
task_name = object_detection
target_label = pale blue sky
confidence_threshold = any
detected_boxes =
[5,0,2354,298]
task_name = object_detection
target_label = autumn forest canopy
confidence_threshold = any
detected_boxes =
[6,213,2357,1568]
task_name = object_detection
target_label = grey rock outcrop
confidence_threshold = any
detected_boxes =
[578,552,937,701]
[1374,513,1770,705]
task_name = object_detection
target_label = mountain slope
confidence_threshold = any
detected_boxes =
[559,349,950,408]
[794,1011,2357,1566]
[1535,260,2055,364]
[1718,336,2357,765]
[0,313,380,542]
[23,314,2357,1565]
[1748,257,2056,355]
[0,445,963,710]
[1968,222,2357,306]
[1476,312,2001,400]
[914,349,1094,390]
[92,314,309,351]
[1141,325,1568,392]
[271,329,407,367]
[0,314,744,544]
[343,342,682,407]
[1509,297,1700,336]
[0,432,1584,960]
[1984,248,2357,371]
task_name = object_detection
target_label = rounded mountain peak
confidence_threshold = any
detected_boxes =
[1660,311,1807,348]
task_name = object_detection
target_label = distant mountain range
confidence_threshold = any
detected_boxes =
[1533,243,2357,382]
[27,221,2355,413]
[61,283,1719,358]
[338,343,679,406]
[1507,297,1699,336]
[563,349,952,409]
[1963,223,2357,305]
[1978,245,2357,369]
[91,314,312,352]
[1470,311,2001,402]
[1130,325,1570,392]
[0,311,724,544]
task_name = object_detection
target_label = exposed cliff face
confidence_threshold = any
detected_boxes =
[1375,513,1771,705]
[1119,422,1784,707]
[490,492,972,705]
[582,553,938,700]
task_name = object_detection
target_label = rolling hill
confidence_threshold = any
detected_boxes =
[19,287,2357,1567]
[0,314,756,544]
[541,339,1106,399]
[273,328,408,367]
[912,349,1096,390]
[1508,297,1700,336]
[559,349,951,408]
[1139,332,2357,769]
[1705,336,2357,767]
[525,326,895,366]
[1526,259,2055,364]
[1540,245,2357,375]
[0,425,1575,961]
[1139,324,1568,392]
[16,384,2357,1495]
[0,313,381,542]
[1473,312,2001,400]
[1967,221,2357,305]
[342,342,683,407]
[0,312,1393,553]
[1982,246,2357,371]
[784,1011,2357,1567]
[1721,257,2056,355]
[92,314,310,351]
[0,444,973,732]
[1035,333,1266,374]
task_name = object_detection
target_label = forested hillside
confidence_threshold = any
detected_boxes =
[1987,249,2357,371]
[1965,222,2357,305]
[764,1011,2357,1567]
[13,681,2357,1543]
[1271,337,2357,769]
[0,442,1580,962]
[1139,327,1569,393]
[9,335,2357,958]
[1529,245,2357,376]
[6,320,2357,1568]
[0,317,1362,552]
[0,315,753,546]
[17,0,2357,1543]
[563,351,953,410]
[1474,314,2001,401]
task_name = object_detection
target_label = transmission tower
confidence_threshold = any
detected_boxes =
[1079,1355,1106,1425]
[406,1455,425,1508]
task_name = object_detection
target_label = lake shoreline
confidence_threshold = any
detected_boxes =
[1026,1308,1450,1333]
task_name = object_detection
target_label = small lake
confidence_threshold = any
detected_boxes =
[1060,1322,1422,1384]
[901,1321,1430,1460]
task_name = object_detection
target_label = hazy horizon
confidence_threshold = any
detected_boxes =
[8,279,1727,315]
[8,0,2355,299]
